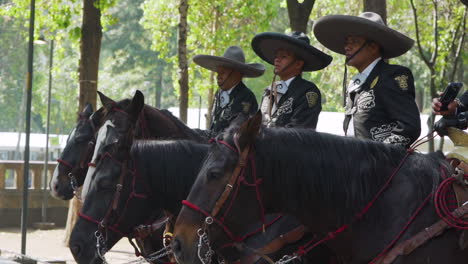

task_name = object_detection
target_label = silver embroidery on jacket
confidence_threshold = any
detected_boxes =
[357,90,376,112]
[275,98,294,116]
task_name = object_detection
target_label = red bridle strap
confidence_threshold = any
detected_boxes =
[78,212,126,237]
[182,200,242,242]
[57,159,73,169]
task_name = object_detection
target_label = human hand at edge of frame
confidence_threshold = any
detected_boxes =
[432,93,458,116]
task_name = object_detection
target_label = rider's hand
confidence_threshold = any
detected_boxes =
[434,117,458,136]
[432,96,458,116]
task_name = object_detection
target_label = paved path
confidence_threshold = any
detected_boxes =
[0,228,144,263]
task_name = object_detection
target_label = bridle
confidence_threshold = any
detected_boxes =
[77,107,168,263]
[78,150,153,262]
[182,135,278,264]
[57,114,98,197]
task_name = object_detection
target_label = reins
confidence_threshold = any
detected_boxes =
[182,136,278,263]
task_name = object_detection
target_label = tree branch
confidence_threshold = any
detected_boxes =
[409,0,432,67]
[450,7,467,82]
[430,0,438,65]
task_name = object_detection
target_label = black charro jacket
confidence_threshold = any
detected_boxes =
[210,81,258,135]
[260,75,322,128]
[344,60,421,148]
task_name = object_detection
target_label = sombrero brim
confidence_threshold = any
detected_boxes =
[313,15,414,58]
[251,32,332,72]
[192,55,265,78]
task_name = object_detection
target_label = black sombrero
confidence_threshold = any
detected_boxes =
[193,46,265,78]
[313,12,414,58]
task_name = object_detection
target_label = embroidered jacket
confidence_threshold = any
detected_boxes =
[210,82,258,135]
[260,76,322,128]
[344,60,421,148]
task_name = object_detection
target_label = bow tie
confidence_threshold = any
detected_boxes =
[347,73,367,94]
[219,91,230,108]
[272,80,289,94]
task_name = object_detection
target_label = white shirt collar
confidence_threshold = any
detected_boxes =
[282,76,296,87]
[225,82,240,95]
[348,57,381,93]
[361,57,382,77]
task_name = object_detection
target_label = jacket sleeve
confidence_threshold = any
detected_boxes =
[285,88,322,129]
[380,67,421,146]
[457,91,468,112]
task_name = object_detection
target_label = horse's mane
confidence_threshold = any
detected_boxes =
[131,140,209,213]
[147,107,206,142]
[226,127,444,224]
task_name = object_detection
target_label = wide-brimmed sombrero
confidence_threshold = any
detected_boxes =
[193,46,265,78]
[251,31,332,72]
[313,12,414,59]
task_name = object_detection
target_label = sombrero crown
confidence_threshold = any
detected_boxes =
[313,12,414,58]
[193,46,265,78]
[251,31,332,72]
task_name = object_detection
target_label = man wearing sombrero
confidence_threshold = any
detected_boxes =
[251,31,332,128]
[193,46,264,135]
[314,12,421,147]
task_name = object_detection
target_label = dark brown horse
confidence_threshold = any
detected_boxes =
[50,90,206,200]
[50,103,103,200]
[172,112,468,263]
[70,97,329,264]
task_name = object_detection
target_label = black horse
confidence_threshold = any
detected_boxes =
[50,103,103,200]
[50,90,206,200]
[172,112,468,263]
[70,96,331,263]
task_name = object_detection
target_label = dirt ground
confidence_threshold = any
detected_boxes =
[0,228,145,263]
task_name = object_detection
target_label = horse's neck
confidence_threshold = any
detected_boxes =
[137,153,196,216]
[138,106,201,141]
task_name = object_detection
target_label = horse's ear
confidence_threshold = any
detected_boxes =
[82,103,93,117]
[126,90,145,120]
[237,110,262,150]
[97,91,116,110]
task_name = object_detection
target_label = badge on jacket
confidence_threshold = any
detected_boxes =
[394,75,409,91]
[306,92,318,108]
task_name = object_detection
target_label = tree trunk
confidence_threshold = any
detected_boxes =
[156,67,163,108]
[78,0,102,112]
[178,0,189,123]
[206,6,220,129]
[206,72,215,129]
[363,0,387,23]
[65,0,102,246]
[286,0,316,33]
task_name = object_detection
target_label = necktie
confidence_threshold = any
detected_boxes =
[219,91,229,108]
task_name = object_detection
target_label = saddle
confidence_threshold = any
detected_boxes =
[446,127,468,250]
[376,128,468,264]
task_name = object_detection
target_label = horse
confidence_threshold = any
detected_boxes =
[50,90,206,200]
[172,112,468,263]
[70,99,331,263]
[50,103,103,200]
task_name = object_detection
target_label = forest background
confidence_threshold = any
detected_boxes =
[0,0,466,143]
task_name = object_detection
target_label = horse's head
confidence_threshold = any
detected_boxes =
[70,90,150,263]
[172,112,264,264]
[80,90,143,200]
[50,103,101,200]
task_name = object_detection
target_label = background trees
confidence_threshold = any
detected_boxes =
[0,0,466,134]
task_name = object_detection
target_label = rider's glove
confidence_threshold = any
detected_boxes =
[434,111,468,136]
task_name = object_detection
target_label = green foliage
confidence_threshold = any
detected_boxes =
[0,0,466,135]
[141,0,278,107]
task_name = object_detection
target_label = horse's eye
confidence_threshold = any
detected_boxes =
[97,178,114,191]
[207,169,223,180]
